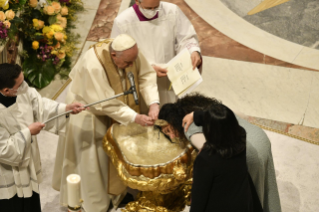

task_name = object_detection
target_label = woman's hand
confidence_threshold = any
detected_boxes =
[182,112,194,132]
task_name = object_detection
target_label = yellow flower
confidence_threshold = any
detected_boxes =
[52,2,61,13]
[54,32,64,41]
[61,6,68,16]
[3,3,8,9]
[0,11,6,22]
[33,19,39,27]
[3,20,11,29]
[57,50,66,59]
[56,15,67,28]
[33,19,45,30]
[50,24,63,32]
[0,0,6,6]
[29,0,38,8]
[5,10,15,20]
[44,6,55,15]
[32,41,39,50]
[51,50,58,55]
[46,31,55,39]
[38,20,44,30]
[0,0,9,9]
[54,42,60,49]
[42,26,51,34]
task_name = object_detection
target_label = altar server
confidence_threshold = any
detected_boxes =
[52,34,160,212]
[0,63,84,212]
[111,0,202,105]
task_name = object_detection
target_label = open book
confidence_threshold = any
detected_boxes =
[166,49,203,98]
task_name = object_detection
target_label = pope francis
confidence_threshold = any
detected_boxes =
[52,34,160,212]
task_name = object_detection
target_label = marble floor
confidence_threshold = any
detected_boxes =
[221,0,319,50]
[36,0,319,211]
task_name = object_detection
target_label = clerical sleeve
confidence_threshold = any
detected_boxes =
[110,19,122,38]
[136,51,159,106]
[29,88,67,134]
[69,48,137,125]
[175,7,201,55]
[0,126,32,167]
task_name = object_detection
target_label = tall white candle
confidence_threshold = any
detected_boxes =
[67,174,81,209]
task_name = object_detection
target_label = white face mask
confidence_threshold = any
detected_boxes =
[10,81,28,96]
[139,5,160,19]
[17,81,28,95]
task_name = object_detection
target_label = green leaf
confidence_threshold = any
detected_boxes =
[23,55,57,89]
[31,10,42,19]
[35,35,45,40]
[11,17,24,24]
[19,0,28,6]
[48,15,57,25]
[52,38,58,46]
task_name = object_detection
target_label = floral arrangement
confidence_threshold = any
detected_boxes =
[0,0,84,88]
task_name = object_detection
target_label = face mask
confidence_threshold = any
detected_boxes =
[139,5,160,19]
[17,81,28,95]
[10,81,28,96]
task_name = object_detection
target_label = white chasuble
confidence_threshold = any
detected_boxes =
[111,2,201,106]
[0,87,66,200]
[52,46,159,212]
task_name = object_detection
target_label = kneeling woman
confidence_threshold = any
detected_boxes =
[186,104,262,211]
[158,94,281,212]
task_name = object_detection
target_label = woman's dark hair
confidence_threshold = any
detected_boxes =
[202,104,246,158]
[0,63,22,90]
[158,93,221,138]
[158,103,185,138]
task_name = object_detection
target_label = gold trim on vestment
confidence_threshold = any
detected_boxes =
[52,78,72,100]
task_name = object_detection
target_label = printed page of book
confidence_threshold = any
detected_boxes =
[166,49,202,96]
[167,49,192,82]
[178,77,203,98]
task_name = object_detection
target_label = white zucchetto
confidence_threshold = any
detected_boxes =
[111,34,136,51]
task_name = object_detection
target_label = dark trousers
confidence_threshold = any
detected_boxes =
[0,192,41,212]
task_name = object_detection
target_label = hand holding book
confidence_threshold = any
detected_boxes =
[166,49,203,97]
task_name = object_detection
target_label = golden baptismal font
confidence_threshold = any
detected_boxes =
[103,122,197,212]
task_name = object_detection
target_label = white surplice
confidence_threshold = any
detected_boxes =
[52,47,159,212]
[111,2,201,105]
[0,86,67,200]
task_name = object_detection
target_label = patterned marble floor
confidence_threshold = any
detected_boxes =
[221,0,319,50]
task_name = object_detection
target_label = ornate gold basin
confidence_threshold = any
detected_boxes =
[103,123,195,194]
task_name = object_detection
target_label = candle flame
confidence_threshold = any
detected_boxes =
[67,174,81,183]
